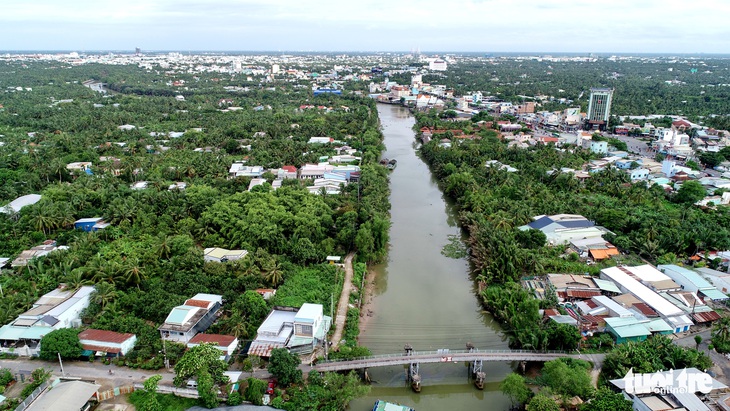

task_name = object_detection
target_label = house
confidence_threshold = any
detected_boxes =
[610,368,727,411]
[130,181,148,190]
[0,286,94,356]
[518,214,608,245]
[694,267,730,294]
[248,303,331,357]
[187,333,239,361]
[78,329,137,357]
[66,162,93,175]
[658,264,728,301]
[203,247,248,263]
[12,240,69,267]
[600,267,693,333]
[159,293,223,343]
[74,218,110,232]
[228,162,264,178]
[1,194,41,214]
[628,168,649,181]
[308,137,333,144]
[24,380,101,411]
[255,289,276,300]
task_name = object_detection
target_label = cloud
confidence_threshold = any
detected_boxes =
[0,0,727,52]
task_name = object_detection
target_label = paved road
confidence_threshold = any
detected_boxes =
[673,329,730,384]
[330,252,356,348]
[0,358,175,388]
[613,135,652,156]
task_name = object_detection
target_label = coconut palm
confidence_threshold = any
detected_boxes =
[92,281,117,308]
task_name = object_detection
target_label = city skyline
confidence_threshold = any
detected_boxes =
[2,0,729,53]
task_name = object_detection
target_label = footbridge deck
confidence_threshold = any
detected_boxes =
[313,349,604,372]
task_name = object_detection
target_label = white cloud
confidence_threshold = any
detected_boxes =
[0,0,727,52]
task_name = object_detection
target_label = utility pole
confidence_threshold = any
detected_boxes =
[162,334,170,370]
[58,352,64,376]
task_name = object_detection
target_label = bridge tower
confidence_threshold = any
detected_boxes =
[467,342,485,389]
[404,344,421,393]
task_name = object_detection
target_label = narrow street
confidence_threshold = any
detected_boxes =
[673,329,730,383]
[330,252,356,348]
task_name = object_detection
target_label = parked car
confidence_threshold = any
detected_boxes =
[266,380,276,395]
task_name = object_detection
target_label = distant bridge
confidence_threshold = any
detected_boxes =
[313,348,605,372]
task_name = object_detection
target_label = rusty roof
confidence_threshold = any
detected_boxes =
[566,290,602,299]
[632,303,658,317]
[188,333,236,346]
[247,341,285,358]
[184,299,212,308]
[693,311,721,323]
[79,329,135,344]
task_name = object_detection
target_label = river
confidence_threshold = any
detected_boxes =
[348,105,512,410]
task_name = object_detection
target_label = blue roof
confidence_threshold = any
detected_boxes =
[559,219,594,229]
[528,216,554,230]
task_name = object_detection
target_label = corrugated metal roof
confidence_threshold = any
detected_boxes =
[632,303,658,317]
[79,329,135,344]
[593,278,621,294]
[188,333,236,347]
[566,290,601,298]
[700,288,728,301]
[247,341,284,357]
[693,311,721,323]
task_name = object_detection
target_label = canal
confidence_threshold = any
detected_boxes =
[349,105,513,410]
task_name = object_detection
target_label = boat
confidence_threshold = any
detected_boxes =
[379,158,390,166]
[372,399,415,411]
[387,159,397,170]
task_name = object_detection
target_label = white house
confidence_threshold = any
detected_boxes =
[203,248,248,263]
[78,329,137,357]
[0,286,94,356]
[248,303,331,357]
[159,293,223,343]
[187,333,239,361]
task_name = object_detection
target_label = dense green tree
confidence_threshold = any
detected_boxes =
[526,393,560,411]
[173,343,228,387]
[500,372,532,407]
[581,388,633,411]
[39,328,82,360]
[674,180,707,204]
[244,377,266,405]
[268,348,302,387]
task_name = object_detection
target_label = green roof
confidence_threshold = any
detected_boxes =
[0,324,55,341]
[605,317,651,338]
[701,288,728,300]
[593,278,621,294]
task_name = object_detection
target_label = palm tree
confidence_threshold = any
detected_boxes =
[122,259,146,288]
[64,269,91,291]
[92,281,117,308]
[262,260,284,286]
[713,317,730,342]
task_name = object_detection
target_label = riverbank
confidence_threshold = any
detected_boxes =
[357,267,378,336]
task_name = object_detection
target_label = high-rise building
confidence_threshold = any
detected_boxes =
[586,88,613,129]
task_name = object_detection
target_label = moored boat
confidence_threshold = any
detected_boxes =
[372,399,415,411]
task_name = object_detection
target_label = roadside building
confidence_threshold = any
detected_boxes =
[79,329,137,358]
[159,293,223,343]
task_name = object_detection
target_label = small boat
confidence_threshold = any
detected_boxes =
[387,159,397,170]
[379,158,390,166]
[373,399,415,411]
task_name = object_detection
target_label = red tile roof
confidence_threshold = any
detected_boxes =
[79,329,135,344]
[188,333,236,346]
[584,300,598,309]
[184,299,212,308]
[282,166,297,173]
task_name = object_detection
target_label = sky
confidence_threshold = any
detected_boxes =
[1,0,729,53]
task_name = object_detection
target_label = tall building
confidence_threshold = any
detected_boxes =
[586,88,614,129]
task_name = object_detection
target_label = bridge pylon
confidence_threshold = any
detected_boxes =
[405,344,421,393]
[467,342,485,389]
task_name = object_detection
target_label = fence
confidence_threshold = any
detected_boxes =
[14,380,51,411]
[98,385,135,401]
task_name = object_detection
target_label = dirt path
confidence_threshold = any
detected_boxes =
[330,252,356,348]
